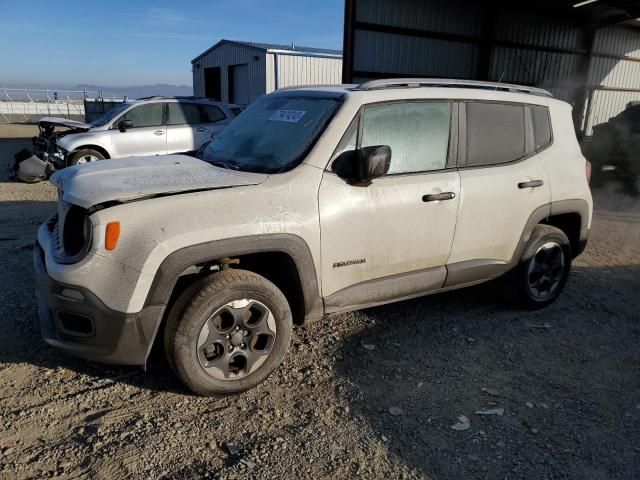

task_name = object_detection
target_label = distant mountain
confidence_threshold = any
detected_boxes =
[75,84,193,99]
[2,83,193,100]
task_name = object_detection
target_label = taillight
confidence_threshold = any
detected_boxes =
[585,160,592,184]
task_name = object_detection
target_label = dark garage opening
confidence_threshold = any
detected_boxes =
[204,66,222,101]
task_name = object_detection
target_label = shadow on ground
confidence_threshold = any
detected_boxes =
[333,264,640,479]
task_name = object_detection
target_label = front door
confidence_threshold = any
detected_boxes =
[110,102,166,157]
[319,101,461,312]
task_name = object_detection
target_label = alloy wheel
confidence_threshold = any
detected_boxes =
[196,299,277,380]
[526,241,565,301]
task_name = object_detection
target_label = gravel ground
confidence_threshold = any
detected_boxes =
[0,125,639,479]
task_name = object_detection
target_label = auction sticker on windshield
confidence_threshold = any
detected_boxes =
[269,110,306,123]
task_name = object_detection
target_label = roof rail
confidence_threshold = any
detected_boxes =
[134,95,209,101]
[356,78,553,97]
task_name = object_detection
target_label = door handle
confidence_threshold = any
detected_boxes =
[154,130,164,136]
[196,127,207,132]
[422,192,456,202]
[518,179,544,189]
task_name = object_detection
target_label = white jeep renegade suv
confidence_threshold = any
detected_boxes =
[35,79,592,396]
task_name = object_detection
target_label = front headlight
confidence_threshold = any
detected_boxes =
[53,204,93,264]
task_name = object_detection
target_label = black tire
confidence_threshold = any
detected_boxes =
[506,225,572,310]
[67,148,105,166]
[164,269,292,396]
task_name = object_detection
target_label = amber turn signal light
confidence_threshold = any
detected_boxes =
[105,222,121,251]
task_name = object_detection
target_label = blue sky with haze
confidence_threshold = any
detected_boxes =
[0,0,343,87]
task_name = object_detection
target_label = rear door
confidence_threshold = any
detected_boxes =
[109,102,166,157]
[446,101,551,282]
[319,100,461,310]
[199,104,231,143]
[166,102,203,154]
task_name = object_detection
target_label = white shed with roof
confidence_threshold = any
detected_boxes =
[191,40,343,105]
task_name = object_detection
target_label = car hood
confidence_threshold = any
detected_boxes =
[50,155,268,209]
[38,117,93,131]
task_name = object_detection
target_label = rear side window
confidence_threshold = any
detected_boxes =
[167,103,202,125]
[360,102,451,174]
[200,105,227,123]
[121,103,164,128]
[466,102,526,167]
[531,105,552,151]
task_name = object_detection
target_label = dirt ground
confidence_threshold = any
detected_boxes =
[0,124,638,480]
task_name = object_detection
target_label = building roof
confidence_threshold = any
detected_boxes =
[191,39,342,64]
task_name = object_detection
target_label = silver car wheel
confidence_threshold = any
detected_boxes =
[75,154,99,164]
[526,241,565,300]
[196,299,277,380]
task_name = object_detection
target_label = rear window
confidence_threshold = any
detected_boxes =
[531,105,552,151]
[466,102,526,167]
[200,105,226,123]
[167,103,201,125]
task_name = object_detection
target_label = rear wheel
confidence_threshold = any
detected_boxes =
[164,269,292,396]
[507,225,572,309]
[68,148,104,166]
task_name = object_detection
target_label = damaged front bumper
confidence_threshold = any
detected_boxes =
[34,240,164,366]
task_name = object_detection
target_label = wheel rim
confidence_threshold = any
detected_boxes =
[196,299,277,380]
[526,241,565,301]
[76,154,99,164]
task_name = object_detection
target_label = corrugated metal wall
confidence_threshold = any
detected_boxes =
[586,26,640,133]
[352,0,481,81]
[346,0,640,134]
[192,43,266,103]
[265,54,342,92]
[350,0,590,105]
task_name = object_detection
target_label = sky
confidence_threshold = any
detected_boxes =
[0,0,344,88]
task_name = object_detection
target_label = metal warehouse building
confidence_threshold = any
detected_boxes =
[342,0,640,135]
[191,40,343,105]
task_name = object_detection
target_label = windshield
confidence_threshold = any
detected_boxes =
[89,102,131,127]
[200,93,342,173]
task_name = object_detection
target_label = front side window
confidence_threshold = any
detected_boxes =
[360,102,451,174]
[167,103,201,125]
[531,105,552,151]
[466,102,526,167]
[201,93,342,173]
[120,103,164,128]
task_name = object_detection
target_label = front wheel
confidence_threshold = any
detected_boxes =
[506,225,572,310]
[164,269,293,396]
[67,148,105,166]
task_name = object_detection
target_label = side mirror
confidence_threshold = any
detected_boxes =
[118,120,133,132]
[331,145,391,186]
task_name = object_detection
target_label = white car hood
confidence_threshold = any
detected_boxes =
[50,155,268,209]
[38,116,93,131]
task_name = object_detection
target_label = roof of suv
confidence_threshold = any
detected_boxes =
[129,96,238,107]
[279,79,564,107]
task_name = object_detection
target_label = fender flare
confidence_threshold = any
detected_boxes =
[143,233,324,319]
[510,198,590,266]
